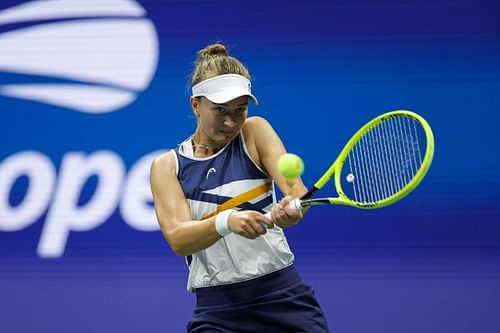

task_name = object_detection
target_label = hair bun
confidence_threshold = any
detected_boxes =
[190,43,251,86]
[196,43,228,63]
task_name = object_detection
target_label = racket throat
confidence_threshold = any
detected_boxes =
[301,198,332,207]
[301,186,319,200]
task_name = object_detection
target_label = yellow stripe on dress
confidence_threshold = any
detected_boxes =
[202,181,272,220]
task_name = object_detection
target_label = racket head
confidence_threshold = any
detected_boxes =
[308,110,434,208]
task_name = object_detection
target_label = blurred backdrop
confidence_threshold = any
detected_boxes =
[1,0,499,332]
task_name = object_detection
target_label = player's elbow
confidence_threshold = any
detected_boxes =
[163,228,191,257]
[170,244,189,257]
[170,242,190,257]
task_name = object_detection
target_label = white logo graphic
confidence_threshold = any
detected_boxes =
[0,0,159,113]
[0,150,166,258]
[206,167,217,179]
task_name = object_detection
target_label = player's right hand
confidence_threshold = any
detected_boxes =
[227,211,274,239]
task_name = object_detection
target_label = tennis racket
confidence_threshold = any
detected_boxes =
[272,110,434,213]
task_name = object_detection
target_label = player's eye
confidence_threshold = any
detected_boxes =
[213,106,226,113]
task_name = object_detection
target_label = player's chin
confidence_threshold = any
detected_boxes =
[217,131,237,142]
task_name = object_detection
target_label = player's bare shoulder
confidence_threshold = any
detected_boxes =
[243,116,273,137]
[244,115,270,127]
[150,150,177,180]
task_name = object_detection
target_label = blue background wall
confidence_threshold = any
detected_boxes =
[1,0,499,332]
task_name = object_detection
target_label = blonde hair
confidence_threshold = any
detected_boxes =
[190,43,251,87]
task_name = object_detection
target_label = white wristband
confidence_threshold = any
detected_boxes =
[215,210,234,237]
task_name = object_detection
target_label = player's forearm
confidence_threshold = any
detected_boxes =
[282,180,308,198]
[163,218,220,256]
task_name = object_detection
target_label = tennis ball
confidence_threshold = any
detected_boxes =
[277,153,304,179]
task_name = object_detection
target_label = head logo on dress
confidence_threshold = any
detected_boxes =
[206,167,217,180]
[0,0,159,114]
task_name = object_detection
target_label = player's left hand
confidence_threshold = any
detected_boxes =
[270,195,303,228]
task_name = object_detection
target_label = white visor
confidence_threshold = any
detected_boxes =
[192,74,258,105]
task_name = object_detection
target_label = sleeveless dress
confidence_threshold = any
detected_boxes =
[173,132,329,333]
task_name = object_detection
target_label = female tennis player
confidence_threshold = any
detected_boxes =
[150,43,329,332]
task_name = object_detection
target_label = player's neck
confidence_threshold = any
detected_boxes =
[192,133,225,156]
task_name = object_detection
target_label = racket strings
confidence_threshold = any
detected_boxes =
[346,115,424,204]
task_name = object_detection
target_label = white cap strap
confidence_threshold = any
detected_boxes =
[192,74,258,105]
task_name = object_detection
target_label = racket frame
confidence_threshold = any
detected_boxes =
[299,110,435,209]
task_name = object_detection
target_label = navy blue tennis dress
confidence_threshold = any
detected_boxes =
[173,132,329,333]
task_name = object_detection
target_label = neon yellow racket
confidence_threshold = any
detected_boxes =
[283,110,434,211]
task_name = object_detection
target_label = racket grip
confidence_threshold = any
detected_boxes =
[263,198,303,219]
